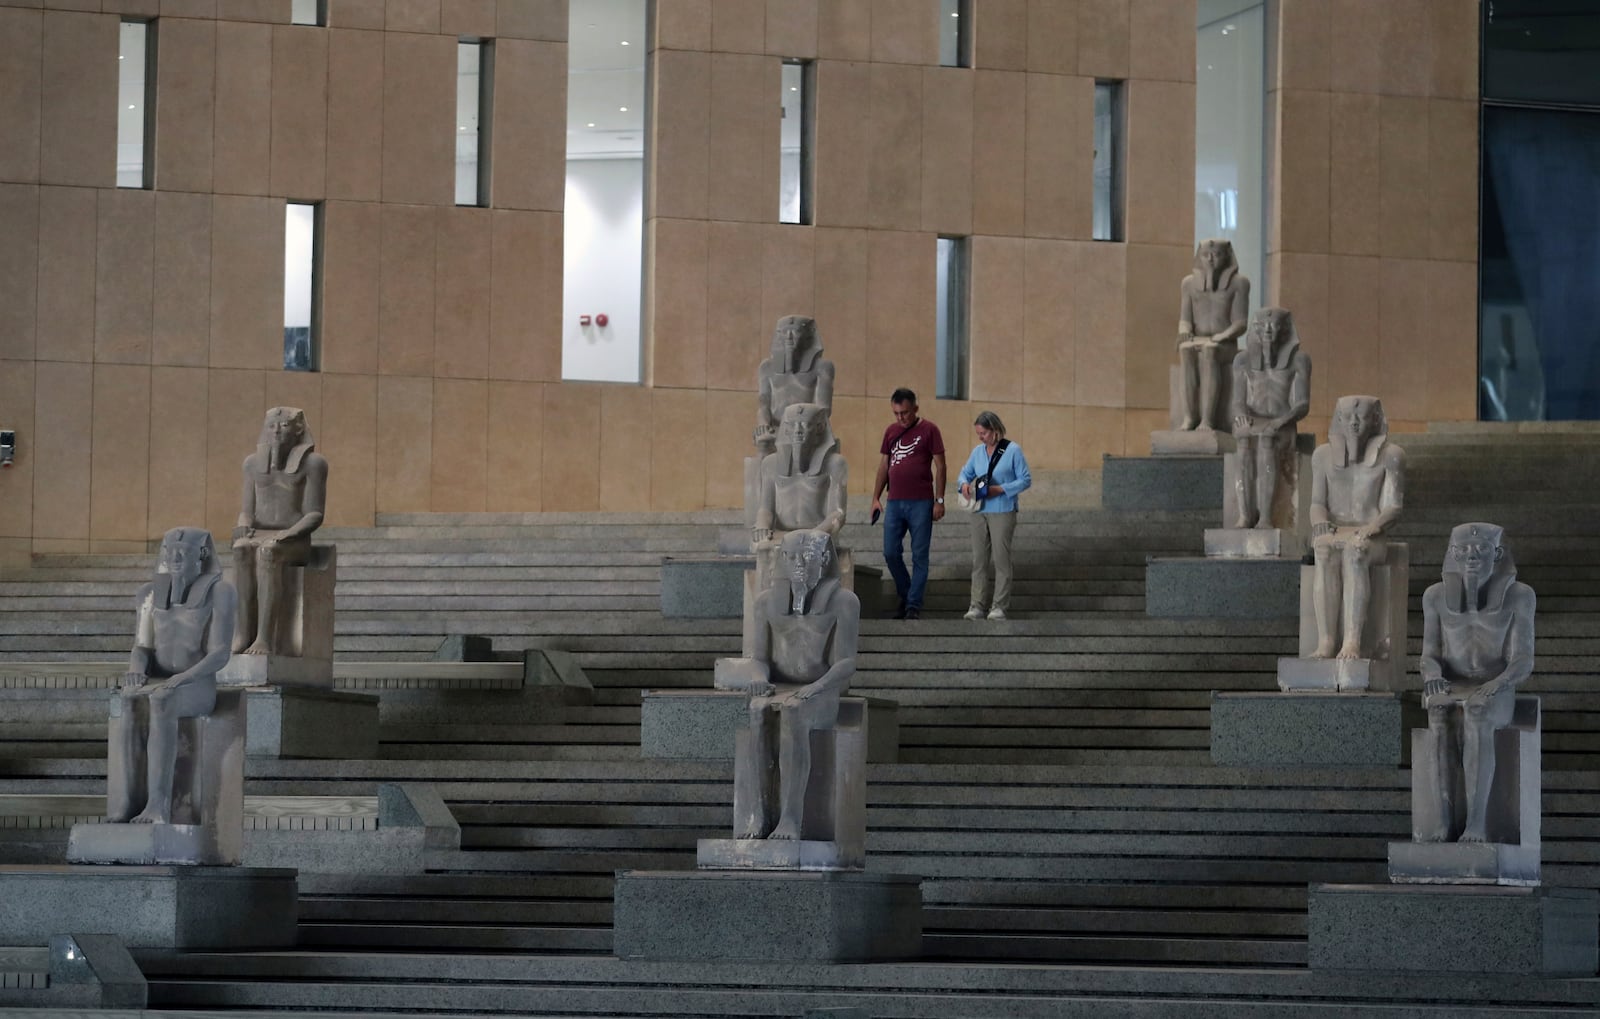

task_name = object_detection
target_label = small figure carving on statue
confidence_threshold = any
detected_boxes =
[1309,396,1406,659]
[753,403,847,547]
[731,529,859,841]
[1417,523,1536,844]
[1177,239,1251,431]
[231,407,328,656]
[109,528,237,825]
[755,316,835,457]
[1231,307,1311,528]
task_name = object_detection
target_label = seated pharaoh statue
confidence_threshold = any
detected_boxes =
[1418,523,1538,845]
[1230,307,1311,531]
[709,529,865,868]
[753,402,847,549]
[1175,240,1251,429]
[224,406,334,687]
[1310,396,1405,658]
[1390,523,1542,885]
[754,315,835,457]
[69,527,246,865]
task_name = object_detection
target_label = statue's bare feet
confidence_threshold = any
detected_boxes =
[242,642,270,656]
[1180,416,1199,431]
[130,809,167,825]
[1197,423,1214,433]
[1233,514,1252,529]
[1335,643,1362,661]
[736,826,768,840]
[1309,642,1336,660]
[769,819,800,841]
[1460,826,1488,844]
[1417,826,1450,843]
[1254,519,1274,531]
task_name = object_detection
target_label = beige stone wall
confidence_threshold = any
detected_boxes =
[648,0,1198,509]
[1268,0,1479,439]
[0,0,1482,555]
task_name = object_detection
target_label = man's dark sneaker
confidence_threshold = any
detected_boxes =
[893,600,908,619]
[904,606,921,620]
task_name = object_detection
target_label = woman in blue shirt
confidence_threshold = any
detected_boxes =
[956,411,1032,621]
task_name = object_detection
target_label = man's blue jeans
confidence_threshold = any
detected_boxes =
[883,498,934,610]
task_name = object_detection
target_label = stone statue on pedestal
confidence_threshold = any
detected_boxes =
[108,527,237,826]
[753,403,847,548]
[755,316,835,457]
[1230,307,1311,529]
[1417,523,1537,844]
[1176,239,1250,432]
[725,529,859,842]
[1309,396,1405,660]
[231,407,328,657]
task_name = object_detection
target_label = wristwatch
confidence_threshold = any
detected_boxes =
[935,497,945,504]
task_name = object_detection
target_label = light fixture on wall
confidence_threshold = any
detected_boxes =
[1,430,16,469]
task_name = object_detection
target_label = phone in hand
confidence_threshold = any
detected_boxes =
[870,507,882,525]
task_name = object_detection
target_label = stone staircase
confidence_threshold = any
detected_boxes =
[1,428,1599,1015]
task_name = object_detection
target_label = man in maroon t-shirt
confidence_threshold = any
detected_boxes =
[870,388,946,619]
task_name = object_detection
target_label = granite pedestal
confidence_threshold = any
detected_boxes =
[1102,455,1223,511]
[660,556,752,618]
[243,685,378,759]
[1209,691,1408,767]
[1308,883,1597,975]
[611,870,922,963]
[640,689,899,763]
[1144,556,1300,618]
[0,865,298,950]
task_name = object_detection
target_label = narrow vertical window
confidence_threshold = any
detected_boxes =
[284,203,320,372]
[117,21,154,189]
[562,0,646,382]
[936,236,970,400]
[1196,4,1264,312]
[939,0,972,68]
[1092,80,1126,241]
[456,41,493,206]
[291,0,324,26]
[778,60,812,224]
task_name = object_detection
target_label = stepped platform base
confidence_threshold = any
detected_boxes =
[244,685,378,759]
[612,870,922,963]
[1103,454,1223,511]
[218,654,331,689]
[1145,557,1300,618]
[640,689,898,763]
[1149,429,1235,455]
[0,865,297,950]
[1204,527,1295,559]
[1210,691,1406,767]
[1389,840,1541,886]
[1309,883,1597,975]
